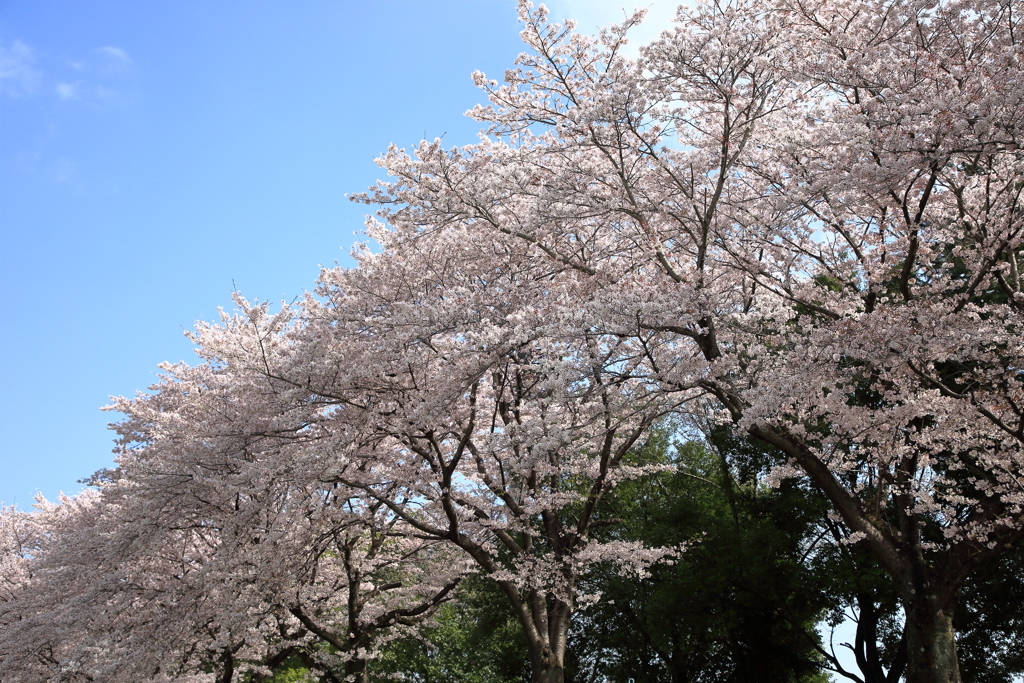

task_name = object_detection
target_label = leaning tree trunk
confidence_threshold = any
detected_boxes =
[750,426,967,683]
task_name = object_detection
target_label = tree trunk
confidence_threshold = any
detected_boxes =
[344,657,369,683]
[528,644,565,683]
[518,593,569,683]
[218,648,235,683]
[901,589,960,683]
[494,576,571,683]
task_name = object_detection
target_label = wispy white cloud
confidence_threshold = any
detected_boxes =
[56,80,132,107]
[93,46,135,79]
[50,157,80,184]
[55,82,82,100]
[97,46,132,64]
[0,39,42,97]
[53,47,138,106]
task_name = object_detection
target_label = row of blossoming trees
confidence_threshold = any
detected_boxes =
[3,1,1024,681]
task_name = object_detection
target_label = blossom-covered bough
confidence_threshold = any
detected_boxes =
[359,1,1024,681]
[0,351,468,683]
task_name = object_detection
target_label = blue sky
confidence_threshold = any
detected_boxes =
[0,0,680,508]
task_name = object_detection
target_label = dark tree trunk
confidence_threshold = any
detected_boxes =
[503,586,570,683]
[218,648,235,683]
[343,657,369,683]
[850,592,907,683]
[523,613,569,683]
[902,589,960,683]
[528,644,565,683]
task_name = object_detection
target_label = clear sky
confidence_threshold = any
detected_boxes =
[0,0,681,508]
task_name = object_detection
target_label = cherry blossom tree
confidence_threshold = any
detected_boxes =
[103,337,471,682]
[327,345,671,683]
[1,365,466,683]
[318,304,672,683]
[1,502,46,617]
[358,1,1024,681]
[176,229,680,683]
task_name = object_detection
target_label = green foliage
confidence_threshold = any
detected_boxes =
[955,545,1024,683]
[811,527,907,681]
[571,425,831,683]
[370,575,530,683]
[261,657,318,683]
